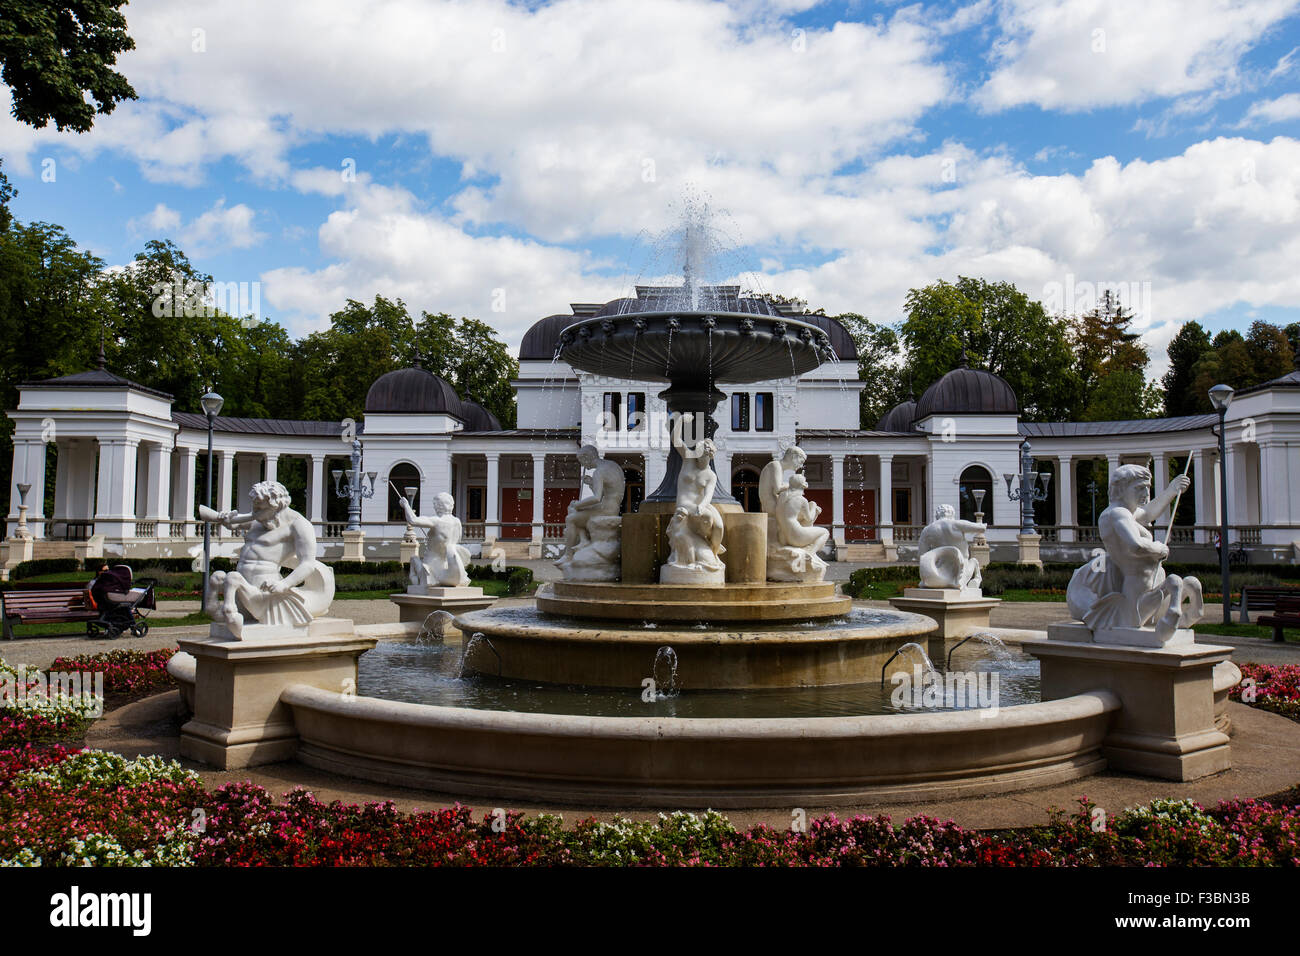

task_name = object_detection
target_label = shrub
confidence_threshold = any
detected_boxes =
[845,566,919,597]
[326,560,404,575]
[10,558,80,579]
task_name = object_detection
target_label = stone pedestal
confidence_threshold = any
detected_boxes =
[1016,533,1042,568]
[0,535,34,577]
[1022,632,1234,781]
[722,512,766,584]
[390,586,497,624]
[177,619,374,770]
[399,536,419,566]
[620,512,669,584]
[341,529,366,561]
[1048,620,1194,649]
[660,563,725,585]
[970,540,990,567]
[888,588,1001,640]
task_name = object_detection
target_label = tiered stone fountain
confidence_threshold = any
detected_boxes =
[456,280,938,690]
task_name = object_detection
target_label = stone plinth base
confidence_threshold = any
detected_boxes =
[390,588,497,624]
[207,616,354,643]
[660,563,725,585]
[620,512,668,584]
[722,512,766,583]
[1021,635,1234,781]
[888,589,1001,639]
[970,541,990,567]
[1047,620,1194,649]
[1016,533,1042,568]
[536,580,849,623]
[341,529,366,561]
[1,535,34,576]
[177,622,374,770]
[399,537,419,565]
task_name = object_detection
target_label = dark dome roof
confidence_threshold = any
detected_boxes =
[519,300,858,361]
[915,365,1019,419]
[458,399,501,431]
[875,399,917,432]
[365,367,463,415]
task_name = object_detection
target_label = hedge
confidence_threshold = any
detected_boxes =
[10,558,81,579]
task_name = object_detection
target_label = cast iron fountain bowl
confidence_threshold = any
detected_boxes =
[556,311,837,385]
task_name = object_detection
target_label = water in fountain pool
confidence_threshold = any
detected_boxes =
[357,635,1041,719]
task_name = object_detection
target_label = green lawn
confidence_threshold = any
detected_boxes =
[4,610,212,639]
[1193,620,1297,642]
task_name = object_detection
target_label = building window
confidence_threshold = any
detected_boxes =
[602,392,622,431]
[731,393,750,431]
[959,465,993,525]
[626,392,646,430]
[755,392,774,432]
[387,463,420,521]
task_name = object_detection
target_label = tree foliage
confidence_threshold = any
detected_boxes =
[0,1,138,132]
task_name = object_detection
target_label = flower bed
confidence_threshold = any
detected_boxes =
[47,648,177,700]
[1230,663,1300,722]
[0,746,1296,866]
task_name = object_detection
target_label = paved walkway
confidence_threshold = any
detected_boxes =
[88,691,1300,831]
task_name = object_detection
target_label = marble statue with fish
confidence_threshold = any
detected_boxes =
[556,445,625,582]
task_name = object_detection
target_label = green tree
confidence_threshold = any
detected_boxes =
[1245,320,1294,383]
[0,159,15,233]
[0,1,137,132]
[1161,320,1213,416]
[900,277,1081,421]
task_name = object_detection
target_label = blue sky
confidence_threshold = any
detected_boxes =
[3,0,1299,373]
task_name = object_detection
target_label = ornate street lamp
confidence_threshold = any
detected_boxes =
[200,390,224,611]
[332,438,376,532]
[1004,439,1051,534]
[1209,383,1234,625]
[1086,479,1100,526]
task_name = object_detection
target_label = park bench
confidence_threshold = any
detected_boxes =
[1,586,97,640]
[1233,585,1300,623]
[1258,596,1300,644]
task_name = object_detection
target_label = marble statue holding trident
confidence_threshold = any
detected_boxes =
[1066,463,1203,643]
[399,491,472,588]
[199,480,335,639]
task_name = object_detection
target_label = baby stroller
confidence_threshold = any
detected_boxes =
[85,565,156,640]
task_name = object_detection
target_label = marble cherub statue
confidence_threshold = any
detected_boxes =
[759,445,807,517]
[200,480,335,639]
[768,473,829,582]
[400,491,472,588]
[917,504,987,591]
[556,445,625,581]
[661,437,727,584]
[1066,464,1202,642]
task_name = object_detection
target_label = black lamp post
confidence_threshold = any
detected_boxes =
[1004,439,1051,534]
[1209,383,1234,625]
[332,438,376,532]
[200,390,224,611]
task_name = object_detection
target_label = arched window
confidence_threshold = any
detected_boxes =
[732,466,761,512]
[387,463,420,521]
[959,465,993,525]
[622,468,644,515]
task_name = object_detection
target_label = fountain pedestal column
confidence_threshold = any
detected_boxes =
[889,587,1001,640]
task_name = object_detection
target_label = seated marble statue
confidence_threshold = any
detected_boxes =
[562,445,625,551]
[662,437,726,582]
[768,473,829,582]
[917,504,986,591]
[759,445,807,516]
[400,491,471,588]
[556,445,625,581]
[200,481,335,639]
[1066,464,1202,641]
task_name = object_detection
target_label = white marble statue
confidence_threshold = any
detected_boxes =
[759,445,807,515]
[917,504,987,591]
[1066,464,1202,643]
[556,445,625,581]
[768,474,829,582]
[661,438,726,584]
[400,491,472,588]
[200,481,335,639]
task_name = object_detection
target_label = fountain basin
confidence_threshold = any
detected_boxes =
[281,683,1119,808]
[535,580,850,624]
[456,605,938,690]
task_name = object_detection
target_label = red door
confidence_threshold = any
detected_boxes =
[804,489,834,527]
[500,488,533,539]
[543,488,580,530]
[844,489,876,540]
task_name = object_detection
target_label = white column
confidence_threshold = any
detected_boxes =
[1194,447,1215,542]
[8,439,46,538]
[1106,453,1121,486]
[485,453,501,540]
[52,440,71,536]
[1152,451,1168,500]
[264,453,278,485]
[309,455,326,530]
[878,454,893,544]
[234,453,258,508]
[217,450,234,515]
[67,440,96,522]
[1056,456,1074,542]
[94,438,140,539]
[1257,442,1273,539]
[531,453,546,541]
[143,443,172,526]
[831,453,846,546]
[175,447,197,535]
[645,449,667,499]
[714,449,732,498]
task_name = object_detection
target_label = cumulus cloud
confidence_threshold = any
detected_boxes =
[977,0,1300,112]
[128,198,265,254]
[1239,91,1300,124]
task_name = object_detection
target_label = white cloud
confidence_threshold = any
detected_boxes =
[1240,91,1300,124]
[128,198,265,254]
[977,0,1300,112]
